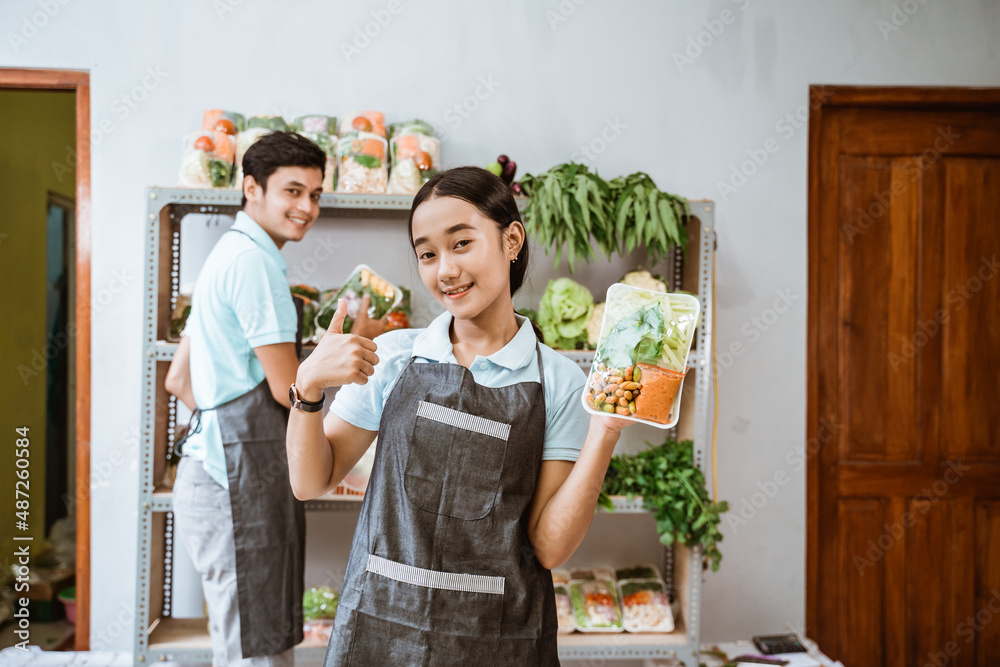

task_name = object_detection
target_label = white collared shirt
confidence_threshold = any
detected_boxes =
[331,312,590,461]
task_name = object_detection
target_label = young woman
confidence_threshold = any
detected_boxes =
[285,166,630,665]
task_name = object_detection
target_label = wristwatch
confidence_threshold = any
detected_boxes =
[289,384,325,412]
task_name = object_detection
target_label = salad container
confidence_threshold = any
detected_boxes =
[340,110,386,138]
[297,131,338,193]
[201,109,245,134]
[618,578,674,633]
[293,114,337,134]
[553,584,575,634]
[178,130,235,189]
[551,569,571,585]
[569,579,624,632]
[314,264,402,339]
[614,564,661,581]
[336,132,389,193]
[387,120,440,195]
[246,114,289,132]
[582,284,700,429]
[568,567,615,581]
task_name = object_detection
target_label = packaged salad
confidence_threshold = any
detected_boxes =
[568,567,615,581]
[569,579,624,632]
[618,579,674,633]
[551,569,571,585]
[246,114,289,132]
[615,564,661,581]
[553,584,575,634]
[582,284,700,428]
[293,114,337,134]
[387,119,440,195]
[178,130,235,189]
[201,109,245,135]
[297,131,338,192]
[336,132,388,193]
[314,264,402,339]
[339,110,386,138]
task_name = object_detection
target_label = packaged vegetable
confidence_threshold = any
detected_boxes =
[582,284,699,428]
[302,585,339,621]
[618,579,674,632]
[290,284,321,303]
[246,114,289,132]
[201,109,245,134]
[384,286,411,331]
[293,114,337,134]
[569,579,624,632]
[553,584,575,634]
[387,122,440,195]
[551,569,571,585]
[538,278,594,350]
[178,131,235,189]
[614,564,661,581]
[336,132,388,194]
[339,110,386,138]
[568,567,615,581]
[314,264,401,339]
[297,131,338,193]
[234,127,272,188]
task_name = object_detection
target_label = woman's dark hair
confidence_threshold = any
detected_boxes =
[407,166,529,297]
[241,131,326,207]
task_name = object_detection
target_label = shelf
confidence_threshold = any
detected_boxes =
[149,486,364,513]
[143,615,690,662]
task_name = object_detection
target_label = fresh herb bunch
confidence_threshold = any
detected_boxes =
[519,163,689,270]
[599,438,728,571]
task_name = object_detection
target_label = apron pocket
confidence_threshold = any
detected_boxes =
[405,400,510,520]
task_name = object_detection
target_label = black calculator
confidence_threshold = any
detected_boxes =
[752,634,808,654]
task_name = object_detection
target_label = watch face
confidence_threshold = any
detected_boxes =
[289,385,298,406]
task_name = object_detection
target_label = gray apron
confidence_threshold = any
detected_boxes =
[324,344,560,666]
[216,379,306,657]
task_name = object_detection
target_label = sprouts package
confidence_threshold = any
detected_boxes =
[178,130,235,189]
[314,264,401,339]
[336,132,388,193]
[582,284,699,428]
[618,579,674,633]
[569,579,624,633]
[387,120,440,195]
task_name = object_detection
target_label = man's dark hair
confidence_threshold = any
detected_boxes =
[241,131,326,207]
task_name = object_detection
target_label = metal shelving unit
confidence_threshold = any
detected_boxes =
[136,188,715,665]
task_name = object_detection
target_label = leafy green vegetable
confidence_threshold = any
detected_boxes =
[598,305,664,369]
[302,586,339,621]
[537,278,594,350]
[208,159,232,188]
[600,438,728,572]
[352,154,382,169]
[597,287,698,373]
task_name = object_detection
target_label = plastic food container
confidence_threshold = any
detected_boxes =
[294,114,337,134]
[314,264,402,339]
[246,114,289,132]
[340,110,386,138]
[618,578,674,633]
[551,569,571,585]
[297,131,338,193]
[336,132,389,194]
[568,567,615,581]
[614,564,661,581]
[582,284,700,429]
[201,109,245,134]
[553,584,575,634]
[387,120,440,195]
[569,579,624,632]
[178,131,235,189]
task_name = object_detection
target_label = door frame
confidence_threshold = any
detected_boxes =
[0,67,91,650]
[806,84,1000,642]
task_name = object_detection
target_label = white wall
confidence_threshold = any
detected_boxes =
[3,0,999,651]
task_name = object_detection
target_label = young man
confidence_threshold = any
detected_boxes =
[165,131,381,666]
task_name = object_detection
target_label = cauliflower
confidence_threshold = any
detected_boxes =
[621,270,667,293]
[587,302,605,348]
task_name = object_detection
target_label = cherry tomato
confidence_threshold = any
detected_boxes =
[352,116,373,132]
[385,311,409,331]
[214,119,237,135]
[414,151,433,171]
[194,135,214,152]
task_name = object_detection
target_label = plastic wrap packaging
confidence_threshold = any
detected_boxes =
[339,110,386,138]
[582,284,699,428]
[618,578,674,633]
[614,564,661,581]
[569,579,624,632]
[297,131,338,193]
[201,109,245,134]
[387,120,440,195]
[294,114,337,134]
[246,114,289,132]
[553,584,576,634]
[314,264,401,339]
[336,132,388,194]
[234,127,272,187]
[568,567,615,581]
[178,130,235,189]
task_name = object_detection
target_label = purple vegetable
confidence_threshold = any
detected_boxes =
[497,154,510,167]
[501,160,517,185]
[511,182,522,195]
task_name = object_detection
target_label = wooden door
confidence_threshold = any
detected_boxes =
[808,87,1000,666]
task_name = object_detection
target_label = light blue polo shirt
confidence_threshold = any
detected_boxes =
[182,211,298,488]
[332,312,590,461]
